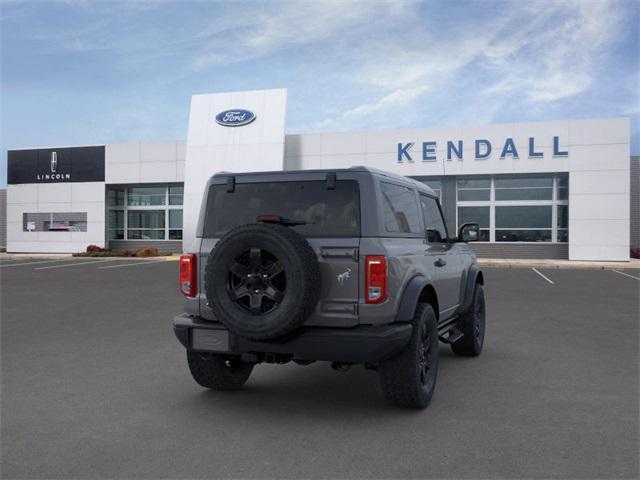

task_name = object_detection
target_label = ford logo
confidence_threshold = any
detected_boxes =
[215,109,256,127]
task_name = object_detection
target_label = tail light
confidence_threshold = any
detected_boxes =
[179,254,197,297]
[365,255,387,304]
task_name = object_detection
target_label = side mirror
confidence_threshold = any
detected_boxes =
[458,223,480,242]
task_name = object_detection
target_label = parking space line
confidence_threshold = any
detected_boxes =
[98,260,167,269]
[612,269,640,281]
[35,259,118,270]
[532,268,554,284]
[0,259,70,268]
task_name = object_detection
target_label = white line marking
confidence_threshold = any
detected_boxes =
[612,269,640,281]
[0,259,70,268]
[532,268,555,284]
[35,259,118,270]
[98,260,167,269]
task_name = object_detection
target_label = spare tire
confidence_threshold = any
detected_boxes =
[204,223,321,341]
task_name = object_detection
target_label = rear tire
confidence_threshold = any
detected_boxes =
[451,283,486,356]
[378,303,439,408]
[187,351,253,390]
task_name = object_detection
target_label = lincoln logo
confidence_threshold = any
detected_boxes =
[36,151,70,181]
[215,109,256,127]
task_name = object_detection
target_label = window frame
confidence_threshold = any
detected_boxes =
[106,183,183,241]
[456,174,568,243]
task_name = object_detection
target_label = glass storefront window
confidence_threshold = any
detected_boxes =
[127,210,165,239]
[169,185,184,205]
[457,178,491,201]
[495,230,552,242]
[108,210,124,239]
[128,210,165,228]
[107,188,125,206]
[456,175,568,243]
[23,212,88,232]
[494,176,553,200]
[496,205,552,229]
[495,205,552,242]
[127,186,166,206]
[557,204,568,242]
[458,206,490,241]
[106,184,183,242]
[557,174,569,200]
[127,230,166,240]
[169,209,183,239]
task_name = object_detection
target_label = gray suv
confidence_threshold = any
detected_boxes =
[173,167,485,408]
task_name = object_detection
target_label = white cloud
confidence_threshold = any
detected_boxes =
[309,0,628,131]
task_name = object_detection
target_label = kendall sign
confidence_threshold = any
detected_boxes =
[397,136,568,163]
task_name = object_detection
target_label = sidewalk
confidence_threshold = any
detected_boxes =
[478,258,640,270]
[0,252,180,261]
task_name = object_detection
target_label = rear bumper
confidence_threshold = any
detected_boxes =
[173,313,412,364]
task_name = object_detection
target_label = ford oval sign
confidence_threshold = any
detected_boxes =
[215,109,256,127]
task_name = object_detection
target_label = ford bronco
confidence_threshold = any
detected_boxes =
[173,167,485,408]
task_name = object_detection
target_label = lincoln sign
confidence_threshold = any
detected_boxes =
[397,136,569,163]
[7,146,105,184]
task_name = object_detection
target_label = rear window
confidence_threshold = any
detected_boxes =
[203,180,360,238]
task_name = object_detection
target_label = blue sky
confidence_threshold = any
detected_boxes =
[1,0,638,186]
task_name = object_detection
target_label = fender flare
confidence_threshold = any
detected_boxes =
[459,264,483,314]
[395,276,431,323]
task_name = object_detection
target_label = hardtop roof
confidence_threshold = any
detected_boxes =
[209,166,437,197]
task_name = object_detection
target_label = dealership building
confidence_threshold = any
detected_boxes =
[4,88,638,261]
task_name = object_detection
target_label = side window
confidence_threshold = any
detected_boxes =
[420,195,448,243]
[380,182,422,234]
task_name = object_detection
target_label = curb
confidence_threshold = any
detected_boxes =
[478,259,640,270]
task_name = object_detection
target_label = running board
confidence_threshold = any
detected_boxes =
[439,326,464,344]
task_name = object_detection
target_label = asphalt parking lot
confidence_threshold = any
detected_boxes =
[1,258,638,479]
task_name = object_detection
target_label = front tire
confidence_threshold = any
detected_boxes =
[451,283,486,356]
[378,303,439,408]
[187,351,254,390]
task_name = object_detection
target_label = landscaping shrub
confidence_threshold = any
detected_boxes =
[135,247,161,257]
[73,246,161,257]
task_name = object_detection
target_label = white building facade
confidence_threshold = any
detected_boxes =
[5,88,634,261]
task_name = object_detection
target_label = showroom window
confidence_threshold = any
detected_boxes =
[456,174,568,243]
[23,212,87,232]
[107,184,183,240]
[457,178,491,201]
[458,206,490,241]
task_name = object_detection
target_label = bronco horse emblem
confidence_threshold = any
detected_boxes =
[336,268,351,285]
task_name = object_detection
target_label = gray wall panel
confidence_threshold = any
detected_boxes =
[108,240,182,255]
[440,177,457,235]
[630,156,639,248]
[0,189,6,247]
[470,243,568,259]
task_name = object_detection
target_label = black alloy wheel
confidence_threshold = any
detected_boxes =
[451,283,486,356]
[228,248,286,315]
[418,325,433,387]
[474,290,485,340]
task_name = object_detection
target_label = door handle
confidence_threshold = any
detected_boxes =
[434,258,447,267]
